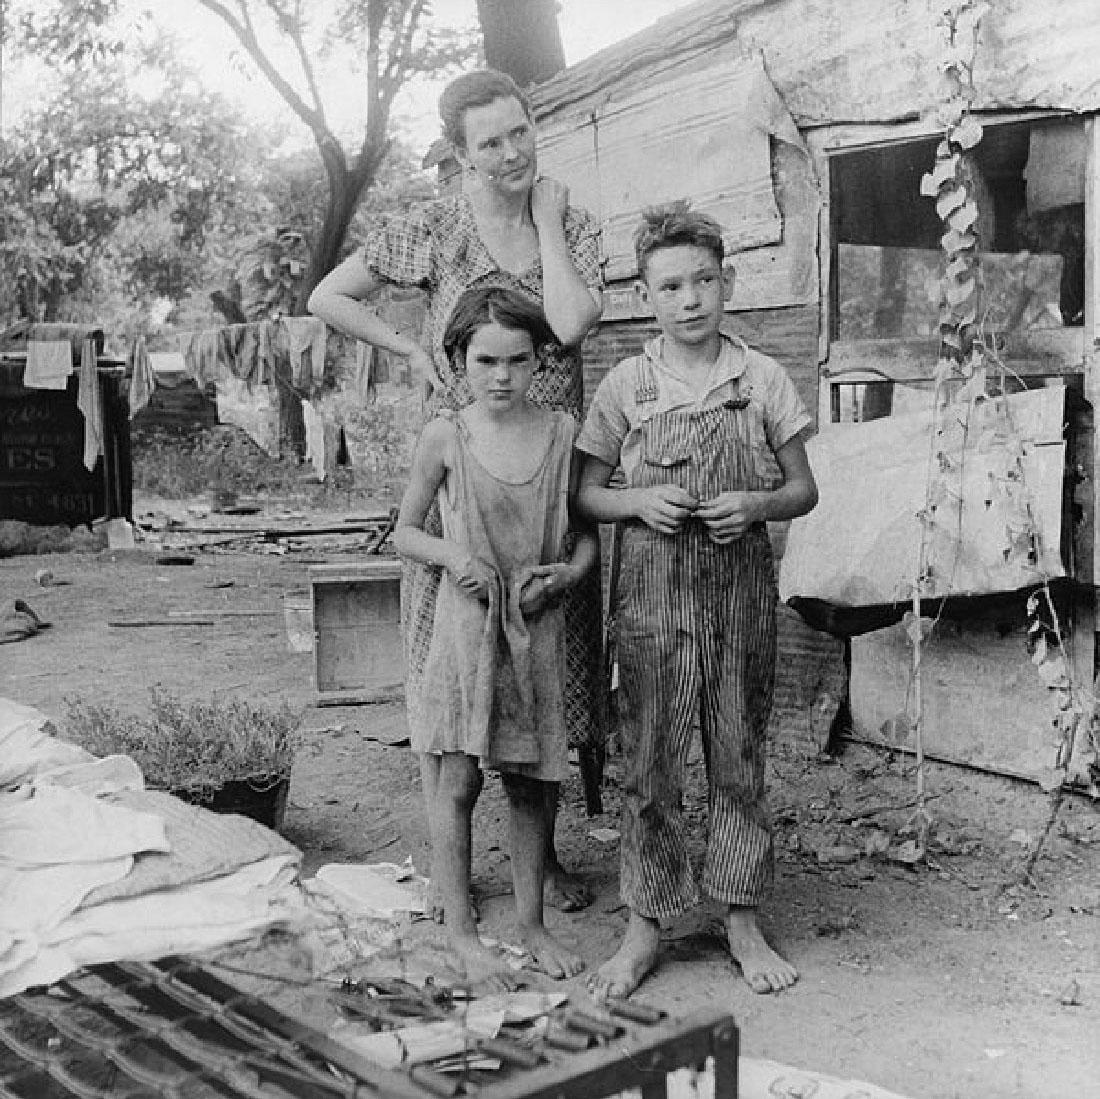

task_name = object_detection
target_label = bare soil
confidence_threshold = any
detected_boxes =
[2,508,1098,1099]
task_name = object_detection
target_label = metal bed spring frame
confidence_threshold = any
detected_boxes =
[0,957,738,1099]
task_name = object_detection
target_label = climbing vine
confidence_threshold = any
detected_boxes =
[898,0,1099,867]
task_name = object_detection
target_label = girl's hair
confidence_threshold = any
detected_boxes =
[634,200,726,279]
[438,69,533,151]
[442,285,554,366]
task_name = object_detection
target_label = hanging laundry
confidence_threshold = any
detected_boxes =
[236,322,272,385]
[302,397,326,482]
[23,340,72,390]
[355,339,377,404]
[76,339,103,472]
[181,330,220,386]
[128,336,156,418]
[281,316,328,390]
[215,375,280,457]
[218,324,250,381]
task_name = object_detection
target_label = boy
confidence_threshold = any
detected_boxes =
[576,202,818,998]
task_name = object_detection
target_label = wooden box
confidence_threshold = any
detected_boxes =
[309,561,404,705]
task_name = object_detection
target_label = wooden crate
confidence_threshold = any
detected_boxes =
[310,561,404,705]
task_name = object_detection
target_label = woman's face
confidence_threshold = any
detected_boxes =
[458,95,537,196]
[460,321,537,414]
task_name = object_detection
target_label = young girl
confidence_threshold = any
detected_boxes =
[394,285,596,984]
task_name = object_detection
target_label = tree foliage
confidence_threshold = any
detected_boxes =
[2,2,274,328]
[193,0,479,311]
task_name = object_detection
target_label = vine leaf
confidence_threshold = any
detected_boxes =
[950,115,984,149]
[948,200,979,233]
[945,275,976,306]
[936,186,967,220]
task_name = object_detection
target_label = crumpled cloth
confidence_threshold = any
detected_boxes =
[23,340,72,390]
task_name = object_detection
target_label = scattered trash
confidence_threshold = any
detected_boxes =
[96,517,135,550]
[886,839,924,865]
[816,844,862,866]
[34,569,54,586]
[984,1048,1007,1060]
[1057,978,1081,1006]
[0,600,51,644]
[588,827,621,844]
[155,554,196,566]
[311,860,428,919]
[1008,828,1033,848]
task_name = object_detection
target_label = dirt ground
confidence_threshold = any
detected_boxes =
[3,506,1099,1099]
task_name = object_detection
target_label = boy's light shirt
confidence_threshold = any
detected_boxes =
[577,334,810,482]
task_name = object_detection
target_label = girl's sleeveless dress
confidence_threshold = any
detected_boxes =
[411,410,575,782]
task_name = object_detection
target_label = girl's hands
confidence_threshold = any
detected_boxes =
[447,553,496,601]
[516,562,574,616]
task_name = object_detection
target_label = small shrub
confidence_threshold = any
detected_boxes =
[64,688,301,800]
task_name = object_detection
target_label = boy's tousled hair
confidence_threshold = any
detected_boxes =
[634,200,726,278]
[442,285,554,367]
[439,69,532,151]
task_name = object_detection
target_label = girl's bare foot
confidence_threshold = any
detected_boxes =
[544,860,592,912]
[518,924,586,979]
[587,912,660,1000]
[448,931,522,993]
[724,906,797,994]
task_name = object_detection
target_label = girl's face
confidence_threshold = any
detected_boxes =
[460,321,537,414]
[458,96,537,197]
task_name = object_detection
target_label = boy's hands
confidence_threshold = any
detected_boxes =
[447,552,497,601]
[632,485,698,535]
[695,491,765,543]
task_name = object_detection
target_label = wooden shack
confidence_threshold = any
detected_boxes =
[530,0,1100,785]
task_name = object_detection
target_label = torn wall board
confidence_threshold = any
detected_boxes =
[779,385,1066,607]
[537,54,819,310]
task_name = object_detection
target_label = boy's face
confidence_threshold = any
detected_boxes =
[461,321,537,413]
[638,245,732,348]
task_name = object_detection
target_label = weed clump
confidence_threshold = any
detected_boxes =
[64,687,300,801]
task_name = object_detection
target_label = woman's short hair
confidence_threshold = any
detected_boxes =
[634,200,726,279]
[439,69,532,151]
[442,284,554,366]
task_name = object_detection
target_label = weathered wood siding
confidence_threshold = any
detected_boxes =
[538,55,821,312]
[533,0,1100,130]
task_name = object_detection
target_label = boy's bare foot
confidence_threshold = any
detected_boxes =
[448,931,522,993]
[544,860,592,912]
[724,906,797,994]
[518,924,586,980]
[587,912,660,1000]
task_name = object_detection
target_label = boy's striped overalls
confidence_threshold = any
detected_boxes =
[616,359,781,918]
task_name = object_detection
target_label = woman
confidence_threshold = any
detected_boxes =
[308,69,604,914]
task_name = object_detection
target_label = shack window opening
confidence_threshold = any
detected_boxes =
[831,118,1085,346]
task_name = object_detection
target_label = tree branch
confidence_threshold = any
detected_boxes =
[194,0,328,141]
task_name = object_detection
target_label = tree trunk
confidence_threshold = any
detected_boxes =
[476,0,565,87]
[293,168,374,317]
